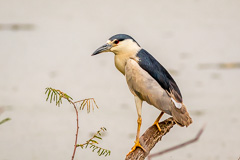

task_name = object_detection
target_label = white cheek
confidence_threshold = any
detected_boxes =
[111,39,141,55]
[110,45,123,54]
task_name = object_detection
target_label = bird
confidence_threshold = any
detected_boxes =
[92,34,192,155]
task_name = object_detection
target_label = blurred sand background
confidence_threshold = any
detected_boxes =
[0,0,240,160]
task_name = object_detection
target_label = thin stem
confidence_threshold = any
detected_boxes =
[71,101,79,160]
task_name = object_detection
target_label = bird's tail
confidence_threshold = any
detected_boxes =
[171,103,192,127]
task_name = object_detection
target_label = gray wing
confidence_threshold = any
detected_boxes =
[136,49,182,103]
[125,59,174,115]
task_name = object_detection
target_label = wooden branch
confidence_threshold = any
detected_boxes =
[125,117,176,160]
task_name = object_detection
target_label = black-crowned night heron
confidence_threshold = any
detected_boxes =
[92,34,192,155]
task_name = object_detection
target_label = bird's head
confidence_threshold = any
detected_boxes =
[92,34,141,56]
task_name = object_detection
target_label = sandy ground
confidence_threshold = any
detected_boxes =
[0,0,240,160]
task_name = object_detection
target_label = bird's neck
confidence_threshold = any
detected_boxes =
[114,51,140,75]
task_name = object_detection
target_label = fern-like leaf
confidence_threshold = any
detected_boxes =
[44,87,110,158]
[45,87,73,107]
[74,98,99,113]
[78,127,110,157]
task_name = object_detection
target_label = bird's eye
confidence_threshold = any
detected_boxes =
[114,40,119,44]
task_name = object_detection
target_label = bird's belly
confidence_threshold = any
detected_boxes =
[125,59,174,115]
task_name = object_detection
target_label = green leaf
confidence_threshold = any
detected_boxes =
[94,135,102,140]
[99,149,105,156]
[45,88,49,94]
[0,118,11,125]
[90,139,98,144]
[46,89,51,101]
[50,91,54,103]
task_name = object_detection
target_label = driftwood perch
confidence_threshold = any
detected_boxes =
[125,117,176,160]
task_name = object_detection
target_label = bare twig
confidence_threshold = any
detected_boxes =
[148,125,205,160]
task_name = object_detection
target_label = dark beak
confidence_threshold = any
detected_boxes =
[92,43,112,56]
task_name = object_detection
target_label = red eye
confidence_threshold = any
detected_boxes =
[114,40,119,44]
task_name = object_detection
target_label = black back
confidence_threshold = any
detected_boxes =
[136,49,183,103]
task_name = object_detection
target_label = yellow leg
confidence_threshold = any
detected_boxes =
[126,96,146,156]
[153,112,164,132]
[126,116,146,156]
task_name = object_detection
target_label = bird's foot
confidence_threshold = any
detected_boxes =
[126,140,146,156]
[153,121,162,132]
[153,112,164,132]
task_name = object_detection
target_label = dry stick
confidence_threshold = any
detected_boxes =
[148,125,205,160]
[125,117,176,160]
[70,101,79,160]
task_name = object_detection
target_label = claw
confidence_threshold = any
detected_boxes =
[126,139,146,156]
